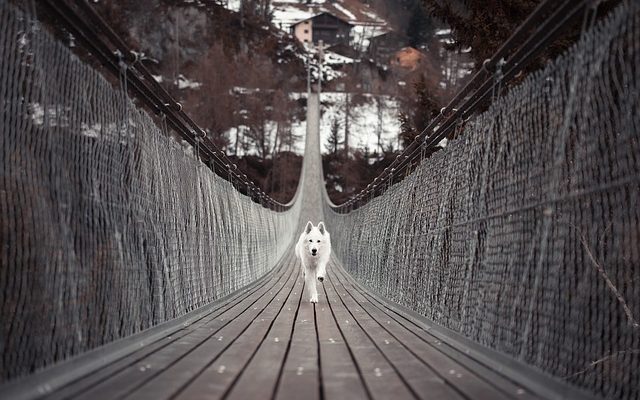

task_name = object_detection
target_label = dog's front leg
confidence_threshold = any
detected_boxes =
[305,268,318,303]
[317,262,326,283]
[300,262,306,278]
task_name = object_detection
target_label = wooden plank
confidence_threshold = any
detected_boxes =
[321,267,415,400]
[315,290,370,400]
[223,272,304,400]
[47,259,292,400]
[273,278,321,400]
[70,255,296,400]
[326,263,467,400]
[174,267,302,399]
[331,262,541,400]
[123,255,299,400]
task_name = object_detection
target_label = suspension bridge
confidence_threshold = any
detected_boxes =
[0,1,638,399]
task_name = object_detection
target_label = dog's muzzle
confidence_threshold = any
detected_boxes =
[311,249,317,256]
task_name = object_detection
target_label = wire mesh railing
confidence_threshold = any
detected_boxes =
[39,0,292,211]
[0,0,300,382]
[325,1,640,399]
[330,0,605,214]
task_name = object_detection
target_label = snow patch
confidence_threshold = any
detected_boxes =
[333,3,356,20]
[361,9,384,23]
[81,122,102,138]
[27,103,70,127]
[175,74,202,90]
[271,6,315,29]
[226,0,241,11]
[350,24,387,50]
[324,50,355,65]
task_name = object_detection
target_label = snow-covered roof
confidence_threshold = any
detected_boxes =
[290,12,354,28]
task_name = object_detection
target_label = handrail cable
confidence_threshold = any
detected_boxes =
[333,0,595,213]
[37,0,291,211]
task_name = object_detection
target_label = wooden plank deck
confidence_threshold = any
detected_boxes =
[24,248,581,400]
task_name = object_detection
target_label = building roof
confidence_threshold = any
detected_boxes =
[391,47,425,70]
[395,46,425,57]
[369,30,408,43]
[291,12,354,28]
[327,43,360,59]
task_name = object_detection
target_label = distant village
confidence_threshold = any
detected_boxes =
[290,11,417,66]
[283,7,472,102]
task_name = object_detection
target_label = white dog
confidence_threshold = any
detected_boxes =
[295,221,331,303]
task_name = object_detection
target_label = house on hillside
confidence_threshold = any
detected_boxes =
[367,31,409,64]
[290,12,353,46]
[390,47,425,71]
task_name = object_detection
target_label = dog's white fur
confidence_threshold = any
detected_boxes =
[295,221,331,303]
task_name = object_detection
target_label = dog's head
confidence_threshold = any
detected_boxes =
[301,221,329,257]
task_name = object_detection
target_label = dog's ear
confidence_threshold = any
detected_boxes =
[318,222,326,234]
[305,221,313,234]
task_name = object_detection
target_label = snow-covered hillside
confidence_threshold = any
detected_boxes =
[224,91,401,157]
[214,1,470,159]
[317,92,400,154]
[222,91,400,157]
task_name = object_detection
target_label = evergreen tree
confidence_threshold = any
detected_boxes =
[420,0,591,71]
[413,74,439,132]
[398,112,416,149]
[407,1,433,47]
[325,118,343,155]
[398,74,439,148]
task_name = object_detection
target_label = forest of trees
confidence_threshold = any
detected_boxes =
[86,0,591,206]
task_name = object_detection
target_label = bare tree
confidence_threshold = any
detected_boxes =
[376,94,384,153]
[344,91,351,156]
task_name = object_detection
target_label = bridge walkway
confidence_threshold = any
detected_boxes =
[38,250,546,400]
[6,92,591,400]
